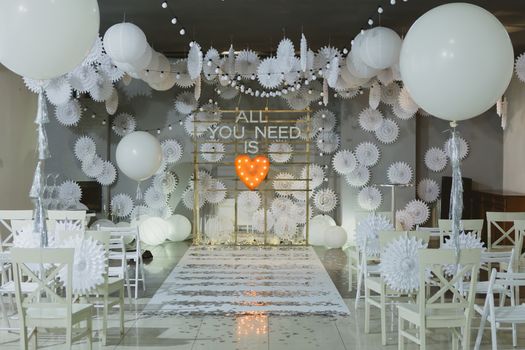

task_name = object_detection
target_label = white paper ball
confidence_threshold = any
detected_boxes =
[360,27,402,70]
[103,22,149,64]
[165,215,192,241]
[139,217,169,246]
[324,226,348,248]
[116,131,162,182]
[312,214,336,226]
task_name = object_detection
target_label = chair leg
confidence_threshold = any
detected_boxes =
[462,325,471,350]
[474,304,488,350]
[364,284,370,334]
[124,268,132,306]
[512,323,517,347]
[380,289,387,346]
[102,293,109,345]
[398,313,405,350]
[139,255,146,291]
[419,323,426,349]
[451,332,458,350]
[66,323,73,349]
[355,269,363,308]
[87,315,93,350]
[0,294,10,328]
[348,257,353,292]
[489,312,498,350]
[120,286,125,336]
[134,259,139,299]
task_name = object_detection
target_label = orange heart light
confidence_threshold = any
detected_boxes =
[235,154,270,190]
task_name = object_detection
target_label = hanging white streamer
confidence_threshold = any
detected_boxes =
[448,127,463,268]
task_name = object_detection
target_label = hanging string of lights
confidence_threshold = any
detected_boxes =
[160,0,186,36]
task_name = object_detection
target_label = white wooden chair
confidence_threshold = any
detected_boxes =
[47,210,87,228]
[474,269,525,349]
[0,210,33,252]
[486,212,525,252]
[397,248,481,350]
[364,230,430,345]
[438,219,484,247]
[11,247,94,350]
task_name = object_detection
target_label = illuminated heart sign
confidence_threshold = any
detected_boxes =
[235,155,270,190]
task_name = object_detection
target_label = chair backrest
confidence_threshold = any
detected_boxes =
[11,247,75,325]
[417,249,481,325]
[514,220,525,262]
[486,212,525,251]
[480,249,515,273]
[379,230,431,251]
[47,210,87,227]
[438,219,484,242]
[0,211,33,250]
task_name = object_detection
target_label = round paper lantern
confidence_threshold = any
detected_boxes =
[165,215,192,241]
[116,131,162,182]
[360,27,402,70]
[400,3,514,122]
[103,22,148,65]
[324,226,348,249]
[346,50,378,79]
[312,214,336,226]
[0,0,100,79]
[145,53,170,85]
[139,217,169,246]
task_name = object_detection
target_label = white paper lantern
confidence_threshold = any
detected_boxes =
[139,217,169,246]
[103,23,149,65]
[360,27,402,70]
[324,226,347,248]
[165,214,192,241]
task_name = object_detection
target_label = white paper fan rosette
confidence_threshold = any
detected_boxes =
[273,216,298,240]
[81,156,104,178]
[392,100,416,120]
[369,83,381,109]
[515,53,525,83]
[58,181,82,203]
[358,186,382,211]
[182,187,206,209]
[271,197,294,214]
[387,161,413,185]
[424,147,448,172]
[375,118,399,144]
[203,179,227,204]
[153,172,178,194]
[313,188,338,213]
[74,136,96,162]
[187,41,203,80]
[172,59,195,88]
[276,38,296,72]
[174,91,198,115]
[444,136,469,160]
[112,113,136,137]
[290,179,310,202]
[359,108,384,132]
[203,47,222,81]
[54,219,83,235]
[111,193,134,218]
[97,161,117,186]
[380,82,400,106]
[235,49,260,79]
[417,178,440,203]
[380,237,428,293]
[200,142,224,162]
[355,142,380,167]
[45,76,72,106]
[405,200,430,225]
[301,164,325,189]
[144,187,168,209]
[273,172,295,197]
[316,131,340,154]
[442,232,486,277]
[253,209,275,232]
[396,209,415,230]
[398,86,419,115]
[89,73,114,102]
[356,214,394,257]
[58,236,106,295]
[69,64,97,93]
[55,99,82,127]
[269,143,293,163]
[257,57,284,89]
[332,150,357,175]
[312,109,337,134]
[161,139,183,164]
[237,191,261,212]
[345,164,370,188]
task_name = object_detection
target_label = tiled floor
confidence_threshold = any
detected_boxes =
[0,241,523,349]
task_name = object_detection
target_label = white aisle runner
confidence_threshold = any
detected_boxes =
[142,246,350,316]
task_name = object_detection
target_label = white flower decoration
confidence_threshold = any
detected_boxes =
[45,76,72,106]
[417,178,440,203]
[182,187,206,210]
[312,109,336,134]
[253,209,275,232]
[174,91,198,115]
[392,101,416,120]
[356,214,394,257]
[89,73,114,102]
[301,164,325,189]
[380,237,428,293]
[23,77,48,94]
[317,46,341,78]
[112,113,136,137]
[98,54,125,83]
[313,188,338,213]
[355,142,380,167]
[119,79,152,100]
[274,216,298,240]
[187,41,203,80]
[172,59,195,88]
[290,202,312,225]
[81,156,104,178]
[235,49,260,79]
[405,200,430,225]
[96,161,117,186]
[369,83,381,109]
[271,197,294,214]
[515,53,525,83]
[153,172,178,194]
[269,143,293,163]
[273,172,295,197]
[237,191,261,212]
[358,186,382,211]
[316,131,340,154]
[345,165,370,188]
[387,161,413,184]
[200,142,224,163]
[332,150,357,175]
[380,82,400,106]
[359,108,384,132]
[442,232,486,277]
[203,179,227,204]
[284,57,301,85]
[69,64,98,93]
[144,186,167,209]
[398,86,419,115]
[276,38,296,73]
[58,181,82,203]
[375,118,399,144]
[54,219,83,235]
[444,136,469,160]
[74,136,96,162]
[161,139,183,164]
[203,47,222,81]
[111,193,134,218]
[425,147,448,172]
[191,169,214,191]
[55,99,82,127]
[257,57,284,89]
[396,209,415,230]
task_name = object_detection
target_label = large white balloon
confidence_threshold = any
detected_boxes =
[400,3,514,122]
[307,215,336,246]
[165,215,192,241]
[0,0,100,79]
[324,226,348,249]
[139,217,169,246]
[116,131,162,182]
[103,23,149,65]
[360,27,402,70]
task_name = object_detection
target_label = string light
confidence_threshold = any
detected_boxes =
[161,1,168,8]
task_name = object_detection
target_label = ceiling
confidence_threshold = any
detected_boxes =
[99,0,525,56]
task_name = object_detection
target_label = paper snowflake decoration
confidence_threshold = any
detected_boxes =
[313,188,338,213]
[356,214,394,257]
[55,99,82,127]
[380,237,428,293]
[345,164,371,188]
[392,101,416,120]
[338,89,360,99]
[317,46,341,77]
[276,38,296,73]
[68,64,98,93]
[203,47,222,81]
[301,164,325,189]
[153,172,178,194]
[312,109,337,134]
[81,156,104,178]
[515,53,525,83]
[112,113,136,137]
[131,205,152,219]
[417,178,440,203]
[54,219,83,235]
[273,216,298,240]
[316,131,340,154]
[111,193,134,218]
[45,76,72,106]
[235,49,260,79]
[369,83,381,109]
[58,236,106,295]
[58,180,82,203]
[98,54,125,83]
[200,142,224,162]
[148,204,173,219]
[273,172,295,197]
[442,232,486,277]
[396,209,415,230]
[161,139,183,164]
[119,79,152,100]
[380,82,400,106]
[23,77,48,94]
[269,143,293,163]
[375,118,399,144]
[387,161,413,185]
[398,86,419,115]
[203,179,227,204]
[290,179,309,202]
[358,186,382,211]
[444,136,469,160]
[253,209,275,232]
[257,57,284,89]
[89,72,114,102]
[291,202,312,225]
[355,142,380,167]
[182,187,206,210]
[191,169,214,191]
[174,91,198,115]
[332,150,357,175]
[283,57,301,85]
[145,187,168,209]
[270,198,294,217]
[405,200,430,225]
[295,116,310,140]
[424,147,448,172]
[237,191,261,212]
[173,59,195,88]
[187,41,203,80]
[96,161,117,186]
